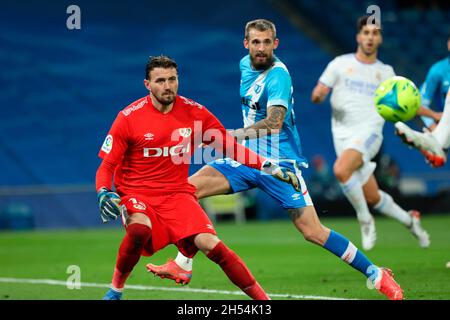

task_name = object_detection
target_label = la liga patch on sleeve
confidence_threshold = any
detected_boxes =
[101,134,113,153]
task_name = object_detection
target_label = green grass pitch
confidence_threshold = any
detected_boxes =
[0,214,449,300]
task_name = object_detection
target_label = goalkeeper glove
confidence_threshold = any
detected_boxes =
[97,187,121,223]
[261,160,301,192]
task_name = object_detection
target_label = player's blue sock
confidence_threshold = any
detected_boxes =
[323,230,379,280]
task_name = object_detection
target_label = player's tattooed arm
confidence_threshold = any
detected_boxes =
[230,105,286,141]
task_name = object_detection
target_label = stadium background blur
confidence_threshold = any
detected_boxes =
[0,0,449,229]
[1,0,450,301]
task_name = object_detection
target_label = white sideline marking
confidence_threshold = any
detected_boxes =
[0,277,355,300]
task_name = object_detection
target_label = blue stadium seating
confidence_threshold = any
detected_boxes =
[0,0,448,211]
[0,0,337,189]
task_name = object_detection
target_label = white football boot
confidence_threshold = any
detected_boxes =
[395,122,447,167]
[408,210,430,248]
[360,215,377,251]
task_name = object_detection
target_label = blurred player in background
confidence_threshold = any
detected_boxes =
[395,46,450,265]
[96,55,302,300]
[395,35,449,167]
[417,35,449,131]
[311,16,430,251]
[148,19,404,300]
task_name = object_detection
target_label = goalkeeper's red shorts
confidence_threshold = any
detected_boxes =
[119,192,216,258]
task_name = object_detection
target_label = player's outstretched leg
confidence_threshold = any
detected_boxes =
[103,222,152,300]
[430,92,450,153]
[290,206,403,300]
[395,91,450,167]
[323,229,403,300]
[395,122,447,167]
[195,233,269,300]
[364,177,430,248]
[146,252,193,285]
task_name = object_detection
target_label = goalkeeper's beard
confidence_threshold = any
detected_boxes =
[155,92,176,106]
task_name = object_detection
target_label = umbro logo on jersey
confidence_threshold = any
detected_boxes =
[144,133,154,140]
[291,193,301,200]
[206,224,214,230]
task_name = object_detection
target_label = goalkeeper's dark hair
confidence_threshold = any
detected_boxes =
[145,55,178,80]
[357,15,382,33]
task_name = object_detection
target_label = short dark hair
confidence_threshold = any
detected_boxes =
[145,55,178,80]
[357,15,381,33]
[245,19,277,40]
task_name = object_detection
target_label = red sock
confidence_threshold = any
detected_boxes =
[207,241,269,300]
[111,223,151,290]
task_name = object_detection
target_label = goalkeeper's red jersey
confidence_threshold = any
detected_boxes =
[97,95,265,195]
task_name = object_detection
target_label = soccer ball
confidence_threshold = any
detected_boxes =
[374,76,421,122]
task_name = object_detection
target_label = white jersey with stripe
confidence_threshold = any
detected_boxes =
[319,53,395,139]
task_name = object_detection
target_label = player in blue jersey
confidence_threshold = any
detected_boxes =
[147,19,403,299]
[418,36,449,130]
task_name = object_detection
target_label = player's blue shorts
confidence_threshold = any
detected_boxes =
[208,158,313,209]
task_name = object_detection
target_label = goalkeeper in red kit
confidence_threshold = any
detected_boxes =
[96,55,301,300]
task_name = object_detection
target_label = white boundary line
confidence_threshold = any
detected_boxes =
[0,277,355,300]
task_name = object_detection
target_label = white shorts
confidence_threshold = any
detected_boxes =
[333,131,383,185]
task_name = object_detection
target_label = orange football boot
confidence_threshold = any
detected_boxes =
[375,267,404,300]
[146,259,192,285]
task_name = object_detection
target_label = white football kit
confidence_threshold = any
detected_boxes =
[319,53,396,183]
